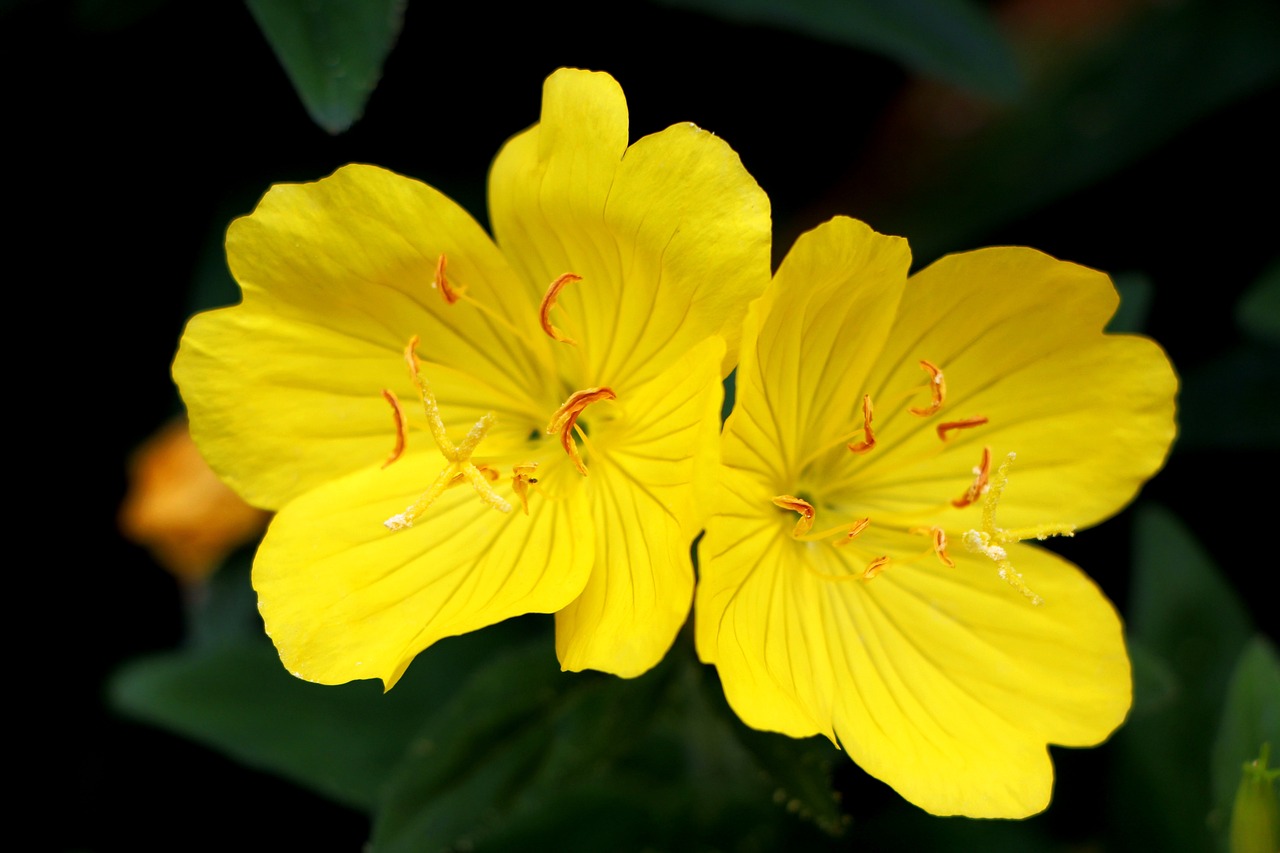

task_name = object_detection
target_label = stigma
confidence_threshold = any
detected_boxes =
[383,336,512,530]
[961,451,1077,604]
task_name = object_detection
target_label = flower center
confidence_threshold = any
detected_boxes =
[378,261,621,524]
[775,358,1073,599]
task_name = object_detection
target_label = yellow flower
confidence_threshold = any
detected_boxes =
[173,69,770,687]
[695,216,1177,818]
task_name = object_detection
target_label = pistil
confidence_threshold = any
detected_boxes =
[383,336,512,530]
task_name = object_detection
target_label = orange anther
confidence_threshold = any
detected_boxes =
[539,272,582,344]
[861,556,891,580]
[403,335,422,380]
[847,394,876,454]
[926,526,955,567]
[548,386,616,475]
[831,516,871,547]
[909,360,946,416]
[380,389,408,469]
[937,416,989,441]
[952,445,992,508]
[433,254,464,305]
[512,463,539,514]
[772,495,816,537]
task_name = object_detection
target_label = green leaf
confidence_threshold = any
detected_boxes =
[1212,638,1280,845]
[652,0,1023,101]
[109,622,529,812]
[1236,261,1280,344]
[184,549,262,649]
[371,643,668,853]
[730,725,844,837]
[1112,504,1254,853]
[875,0,1280,261]
[373,645,840,852]
[245,0,405,134]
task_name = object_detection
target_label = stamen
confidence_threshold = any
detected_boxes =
[512,463,539,515]
[539,272,582,344]
[384,337,512,529]
[547,386,616,476]
[861,556,891,580]
[797,553,889,583]
[433,254,465,305]
[381,389,408,468]
[830,517,871,547]
[846,395,876,454]
[937,416,989,441]
[773,495,816,537]
[951,445,992,508]
[908,360,946,416]
[961,451,1076,605]
[933,527,954,567]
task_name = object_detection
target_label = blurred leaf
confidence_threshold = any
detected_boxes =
[478,660,833,852]
[185,549,262,648]
[1113,504,1254,853]
[245,0,405,134]
[374,646,840,852]
[372,644,667,853]
[652,0,1023,100]
[1128,639,1179,717]
[1212,638,1280,844]
[110,622,529,812]
[1176,342,1280,450]
[1236,261,1280,344]
[1107,272,1154,334]
[877,0,1280,260]
[731,726,843,837]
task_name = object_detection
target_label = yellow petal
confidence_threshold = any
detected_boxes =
[174,163,557,509]
[488,68,770,384]
[255,452,591,688]
[555,337,724,677]
[842,247,1178,531]
[727,216,911,485]
[698,517,1129,817]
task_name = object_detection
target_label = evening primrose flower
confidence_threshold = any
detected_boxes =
[696,216,1176,818]
[173,69,769,686]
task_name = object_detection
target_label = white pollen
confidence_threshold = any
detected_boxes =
[384,513,411,531]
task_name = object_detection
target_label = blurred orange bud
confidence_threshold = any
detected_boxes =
[119,417,269,583]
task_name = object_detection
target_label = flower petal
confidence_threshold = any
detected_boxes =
[725,216,911,486]
[698,516,1130,817]
[174,164,557,509]
[841,247,1178,531]
[488,68,770,385]
[555,337,725,677]
[255,452,591,688]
